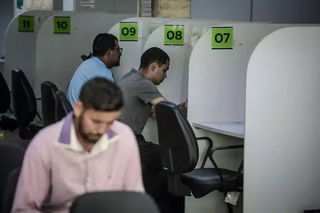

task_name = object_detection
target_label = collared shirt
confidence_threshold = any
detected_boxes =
[12,113,144,213]
[67,57,114,107]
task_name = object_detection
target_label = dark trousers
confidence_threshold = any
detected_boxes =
[135,134,185,213]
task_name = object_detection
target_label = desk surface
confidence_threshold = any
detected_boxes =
[193,122,245,139]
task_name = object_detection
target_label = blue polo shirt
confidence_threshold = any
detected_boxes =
[67,57,114,107]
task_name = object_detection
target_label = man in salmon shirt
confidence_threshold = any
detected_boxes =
[11,77,144,213]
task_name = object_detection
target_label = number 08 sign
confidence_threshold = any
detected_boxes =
[211,27,233,49]
[164,25,184,46]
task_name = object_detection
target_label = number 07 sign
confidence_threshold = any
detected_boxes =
[211,27,233,50]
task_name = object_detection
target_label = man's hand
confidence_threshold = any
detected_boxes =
[178,102,187,117]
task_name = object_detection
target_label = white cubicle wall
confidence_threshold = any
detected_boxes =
[244,26,320,213]
[187,22,312,213]
[34,12,133,99]
[107,17,181,81]
[141,20,220,143]
[4,10,58,89]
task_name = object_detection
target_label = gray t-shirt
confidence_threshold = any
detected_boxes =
[118,69,163,134]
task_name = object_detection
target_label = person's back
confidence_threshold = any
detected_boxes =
[67,33,122,107]
[119,69,161,135]
[67,57,114,106]
[118,47,186,213]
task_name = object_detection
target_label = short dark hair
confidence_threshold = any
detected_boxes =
[92,33,118,57]
[79,77,123,111]
[139,47,170,69]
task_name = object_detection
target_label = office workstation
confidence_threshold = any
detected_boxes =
[1,1,320,212]
[141,19,222,143]
[33,12,133,99]
[188,22,314,139]
[4,10,58,89]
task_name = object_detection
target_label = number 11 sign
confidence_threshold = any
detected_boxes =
[18,16,34,32]
[211,27,233,50]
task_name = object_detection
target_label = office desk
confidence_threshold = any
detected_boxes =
[193,122,244,139]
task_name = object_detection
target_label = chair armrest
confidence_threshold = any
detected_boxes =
[208,145,244,185]
[196,137,213,168]
[36,111,42,121]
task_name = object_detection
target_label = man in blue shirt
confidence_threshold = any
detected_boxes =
[67,33,122,106]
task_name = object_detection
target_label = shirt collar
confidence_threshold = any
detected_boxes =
[92,57,106,67]
[56,113,121,154]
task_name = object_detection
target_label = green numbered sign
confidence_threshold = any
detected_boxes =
[164,25,184,46]
[211,27,233,49]
[54,17,71,34]
[119,22,138,41]
[18,16,34,32]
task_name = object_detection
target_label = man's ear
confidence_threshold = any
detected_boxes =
[150,62,157,72]
[73,101,83,117]
[105,49,112,57]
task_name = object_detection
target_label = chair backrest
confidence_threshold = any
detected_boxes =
[0,144,24,210]
[0,72,11,113]
[11,69,36,126]
[41,81,59,126]
[55,91,73,122]
[70,191,160,213]
[155,101,199,174]
[2,168,21,213]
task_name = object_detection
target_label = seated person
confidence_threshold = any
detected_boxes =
[67,33,122,107]
[118,47,186,213]
[11,78,144,213]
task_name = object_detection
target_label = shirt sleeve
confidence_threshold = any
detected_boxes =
[11,132,51,213]
[123,127,145,192]
[137,79,163,104]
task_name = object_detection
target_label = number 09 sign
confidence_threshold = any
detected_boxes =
[211,27,233,50]
[119,22,138,41]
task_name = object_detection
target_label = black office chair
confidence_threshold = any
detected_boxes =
[11,69,43,139]
[70,191,160,213]
[0,144,24,211]
[0,72,18,131]
[155,101,243,213]
[55,91,73,122]
[2,168,21,213]
[41,81,59,127]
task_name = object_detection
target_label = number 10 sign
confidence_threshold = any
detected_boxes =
[54,17,71,34]
[211,27,233,50]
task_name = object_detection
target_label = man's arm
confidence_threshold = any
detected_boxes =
[123,128,145,192]
[11,134,51,213]
[150,97,166,106]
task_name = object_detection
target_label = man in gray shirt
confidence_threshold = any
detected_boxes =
[118,47,186,213]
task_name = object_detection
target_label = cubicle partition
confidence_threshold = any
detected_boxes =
[4,10,58,89]
[34,12,134,99]
[107,17,180,81]
[244,26,320,213]
[186,22,309,213]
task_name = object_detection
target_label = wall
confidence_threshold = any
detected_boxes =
[191,0,251,21]
[0,0,14,57]
[191,0,320,23]
[75,0,138,14]
[158,0,190,18]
